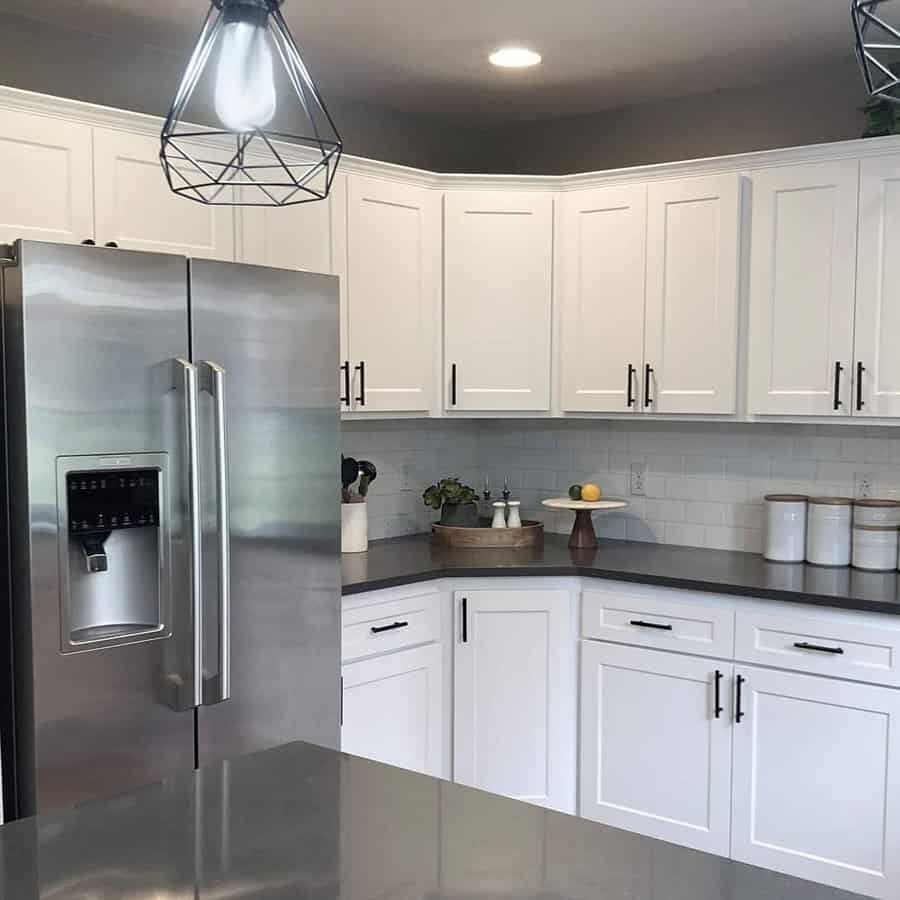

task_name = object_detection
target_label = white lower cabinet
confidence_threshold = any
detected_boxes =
[580,641,733,856]
[731,664,900,899]
[453,588,576,812]
[341,643,444,778]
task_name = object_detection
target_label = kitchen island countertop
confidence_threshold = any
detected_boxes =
[342,532,900,616]
[0,740,865,900]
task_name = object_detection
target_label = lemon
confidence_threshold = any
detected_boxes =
[568,484,582,501]
[581,483,602,502]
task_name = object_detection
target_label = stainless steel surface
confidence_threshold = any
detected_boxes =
[1,242,196,816]
[173,357,204,709]
[198,360,230,704]
[0,741,864,900]
[190,260,341,761]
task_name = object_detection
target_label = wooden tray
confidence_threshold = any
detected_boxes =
[431,520,544,549]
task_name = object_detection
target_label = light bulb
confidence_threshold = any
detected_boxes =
[214,14,277,133]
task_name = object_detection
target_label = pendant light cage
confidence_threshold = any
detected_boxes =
[161,0,342,206]
[853,0,900,104]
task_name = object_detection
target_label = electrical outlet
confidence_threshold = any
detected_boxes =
[855,471,875,499]
[630,461,646,496]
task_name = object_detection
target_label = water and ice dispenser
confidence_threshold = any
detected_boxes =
[57,454,172,652]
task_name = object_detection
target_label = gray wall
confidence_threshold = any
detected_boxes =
[474,60,870,174]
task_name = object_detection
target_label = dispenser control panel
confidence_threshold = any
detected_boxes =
[67,469,160,535]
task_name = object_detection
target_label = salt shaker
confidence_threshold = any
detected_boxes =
[491,502,508,529]
[506,501,522,529]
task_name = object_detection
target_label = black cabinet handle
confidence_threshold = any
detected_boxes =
[644,363,654,407]
[857,361,866,412]
[451,363,458,406]
[461,596,468,643]
[735,674,746,723]
[354,361,366,407]
[80,239,96,246]
[714,670,724,719]
[340,361,351,406]
[370,620,409,634]
[833,361,844,410]
[794,641,844,655]
[627,364,636,408]
[104,241,119,248]
[629,619,672,631]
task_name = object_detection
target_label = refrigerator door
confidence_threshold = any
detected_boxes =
[190,260,341,764]
[2,242,198,817]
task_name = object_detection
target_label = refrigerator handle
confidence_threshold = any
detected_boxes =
[173,358,204,710]
[199,360,231,704]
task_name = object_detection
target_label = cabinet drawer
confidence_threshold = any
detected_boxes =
[582,585,734,658]
[735,610,900,687]
[342,590,441,662]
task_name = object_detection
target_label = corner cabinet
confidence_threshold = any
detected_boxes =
[452,588,576,812]
[343,175,439,413]
[747,161,859,416]
[444,191,553,412]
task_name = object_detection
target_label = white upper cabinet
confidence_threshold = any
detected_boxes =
[0,108,94,246]
[345,175,439,413]
[92,128,235,259]
[855,154,900,418]
[444,191,553,411]
[558,185,647,413]
[731,665,900,899]
[748,161,859,416]
[644,175,741,414]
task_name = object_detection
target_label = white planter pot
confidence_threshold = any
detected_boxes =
[342,501,369,553]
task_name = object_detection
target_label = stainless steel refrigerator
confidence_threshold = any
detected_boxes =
[0,240,341,820]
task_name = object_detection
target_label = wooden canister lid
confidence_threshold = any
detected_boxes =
[808,496,853,506]
[764,494,808,502]
[853,523,900,532]
[854,499,900,508]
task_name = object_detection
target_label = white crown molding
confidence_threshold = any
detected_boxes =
[4,83,900,193]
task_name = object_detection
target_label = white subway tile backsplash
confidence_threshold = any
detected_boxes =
[344,418,900,554]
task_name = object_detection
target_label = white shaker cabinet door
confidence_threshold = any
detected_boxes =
[345,175,438,413]
[92,128,235,259]
[558,184,647,412]
[0,108,94,246]
[444,191,553,412]
[731,665,900,899]
[580,641,733,857]
[453,589,575,812]
[855,154,900,417]
[747,161,858,416]
[341,643,444,778]
[644,174,741,414]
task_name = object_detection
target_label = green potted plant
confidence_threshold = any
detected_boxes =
[342,455,377,552]
[423,477,479,527]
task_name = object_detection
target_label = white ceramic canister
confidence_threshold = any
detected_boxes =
[853,499,900,528]
[763,494,808,562]
[806,497,853,567]
[341,500,368,553]
[852,524,899,572]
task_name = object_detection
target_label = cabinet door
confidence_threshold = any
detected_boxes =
[747,161,858,416]
[0,108,94,245]
[558,185,646,412]
[345,175,438,413]
[644,175,741,414]
[855,154,900,417]
[341,643,443,777]
[453,589,575,812]
[444,191,553,411]
[580,642,732,856]
[92,128,235,259]
[732,665,900,899]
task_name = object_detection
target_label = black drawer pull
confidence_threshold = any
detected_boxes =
[462,596,468,643]
[629,619,672,631]
[735,674,746,723]
[644,363,654,407]
[626,363,636,408]
[857,361,866,412]
[340,361,351,406]
[714,669,724,719]
[794,641,844,655]
[370,621,408,634]
[355,361,366,406]
[833,360,844,410]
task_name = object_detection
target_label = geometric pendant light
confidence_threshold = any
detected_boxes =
[852,0,900,105]
[160,0,342,206]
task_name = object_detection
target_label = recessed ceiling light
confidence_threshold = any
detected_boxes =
[489,47,542,68]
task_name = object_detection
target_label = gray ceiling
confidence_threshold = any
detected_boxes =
[0,0,857,122]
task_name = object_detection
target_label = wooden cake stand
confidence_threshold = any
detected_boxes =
[542,498,628,549]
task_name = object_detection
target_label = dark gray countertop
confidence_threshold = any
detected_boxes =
[0,740,864,900]
[342,533,900,615]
